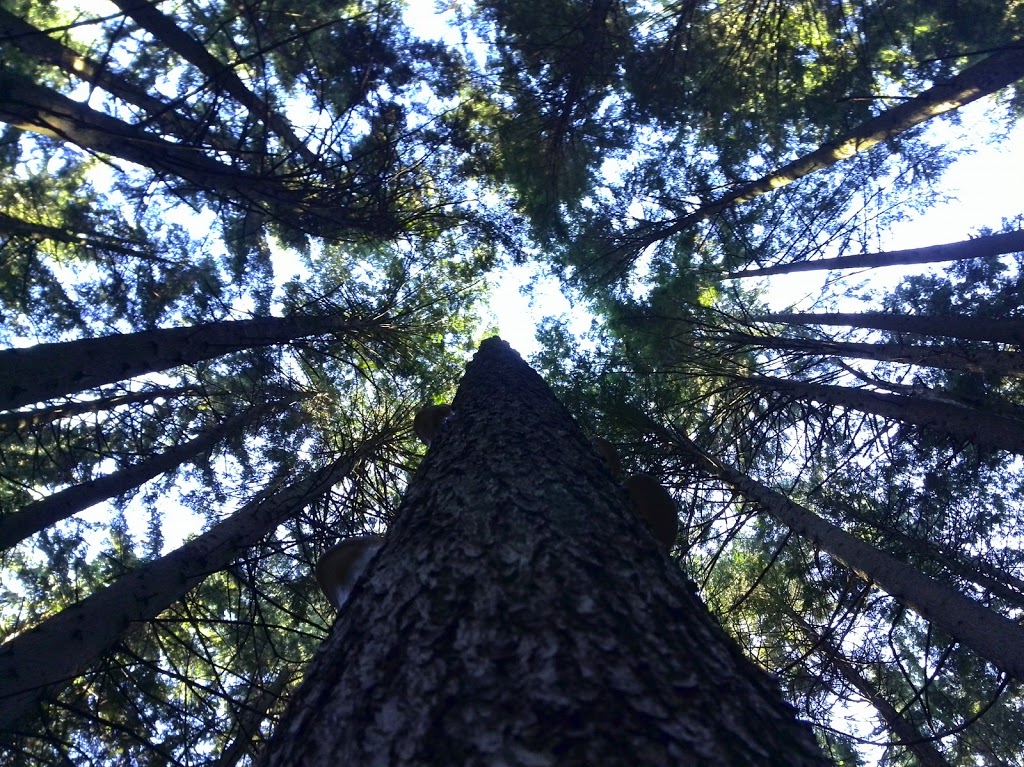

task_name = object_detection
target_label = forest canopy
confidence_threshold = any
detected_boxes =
[2,0,1024,764]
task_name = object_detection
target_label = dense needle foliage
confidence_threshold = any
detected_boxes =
[1,0,1023,763]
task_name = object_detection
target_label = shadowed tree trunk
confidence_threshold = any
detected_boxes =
[747,374,1024,454]
[713,330,1024,378]
[0,451,362,732]
[611,42,1024,262]
[757,312,1024,346]
[727,229,1024,278]
[258,337,829,766]
[655,424,1024,681]
[0,385,199,433]
[0,313,373,411]
[0,396,305,551]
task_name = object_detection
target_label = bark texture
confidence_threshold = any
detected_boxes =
[0,313,360,410]
[259,337,829,766]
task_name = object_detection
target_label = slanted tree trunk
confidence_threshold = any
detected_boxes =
[727,229,1024,278]
[657,425,1024,681]
[0,385,199,433]
[714,331,1024,378]
[110,0,323,168]
[757,312,1024,346]
[0,451,361,732]
[747,374,1024,454]
[613,42,1024,260]
[788,611,951,767]
[0,8,224,150]
[0,396,303,551]
[0,313,370,411]
[259,337,829,766]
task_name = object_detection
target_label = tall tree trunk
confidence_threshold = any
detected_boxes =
[0,313,368,411]
[0,7,225,150]
[714,330,1024,378]
[110,0,323,168]
[657,426,1024,681]
[0,451,361,732]
[747,374,1024,454]
[613,42,1024,261]
[788,611,951,767]
[0,397,302,551]
[757,312,1024,346]
[258,337,829,765]
[843,512,1024,612]
[0,210,148,259]
[0,385,199,433]
[727,230,1024,279]
[0,73,385,236]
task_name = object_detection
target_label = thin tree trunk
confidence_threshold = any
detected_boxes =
[0,7,224,150]
[842,511,1024,612]
[259,337,829,765]
[215,668,295,767]
[615,41,1024,258]
[0,313,367,411]
[0,397,301,551]
[727,230,1024,279]
[789,612,951,767]
[660,427,1024,681]
[0,210,148,259]
[0,73,378,234]
[757,312,1024,346]
[110,0,323,168]
[748,374,1024,454]
[0,451,360,732]
[0,385,199,433]
[715,330,1024,378]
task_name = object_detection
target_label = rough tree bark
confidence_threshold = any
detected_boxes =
[0,313,369,411]
[259,337,829,766]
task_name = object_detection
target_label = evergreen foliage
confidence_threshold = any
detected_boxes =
[1,1,1023,763]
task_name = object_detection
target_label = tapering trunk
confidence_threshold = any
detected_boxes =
[0,313,364,410]
[618,42,1024,257]
[259,337,829,766]
[0,7,224,150]
[0,453,356,732]
[0,385,199,433]
[664,430,1024,681]
[748,374,1024,454]
[727,229,1024,278]
[715,330,1024,378]
[757,312,1024,346]
[790,612,951,767]
[0,397,301,551]
[0,211,145,258]
[0,73,373,234]
[110,0,322,167]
